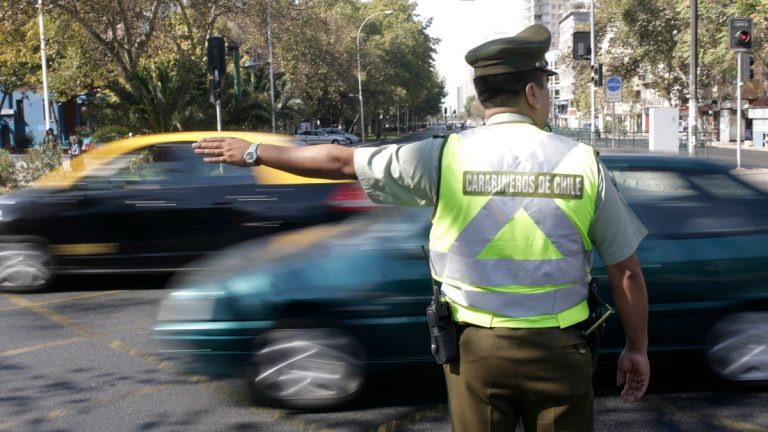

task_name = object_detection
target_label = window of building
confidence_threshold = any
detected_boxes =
[15,100,24,122]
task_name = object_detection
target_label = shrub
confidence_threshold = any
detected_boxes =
[0,150,20,193]
[16,147,63,185]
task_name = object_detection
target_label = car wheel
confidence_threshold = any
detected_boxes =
[706,312,768,382]
[247,327,366,409]
[331,139,340,144]
[0,242,54,292]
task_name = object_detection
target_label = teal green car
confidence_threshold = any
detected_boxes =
[155,154,768,409]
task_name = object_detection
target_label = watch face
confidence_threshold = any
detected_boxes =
[244,152,256,163]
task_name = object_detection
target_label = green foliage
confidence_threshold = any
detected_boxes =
[0,150,20,192]
[89,59,209,133]
[598,0,767,105]
[92,126,131,141]
[14,132,37,151]
[3,0,444,135]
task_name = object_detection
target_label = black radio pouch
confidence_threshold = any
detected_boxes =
[426,293,458,364]
[422,246,458,364]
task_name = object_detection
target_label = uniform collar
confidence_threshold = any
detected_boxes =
[485,113,535,126]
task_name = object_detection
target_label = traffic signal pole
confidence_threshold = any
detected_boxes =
[688,0,697,154]
[737,53,743,169]
[728,17,752,169]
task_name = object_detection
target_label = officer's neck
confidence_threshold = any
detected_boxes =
[484,107,541,127]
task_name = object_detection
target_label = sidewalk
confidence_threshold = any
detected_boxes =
[709,141,768,152]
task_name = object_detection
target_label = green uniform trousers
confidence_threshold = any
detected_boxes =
[444,325,594,432]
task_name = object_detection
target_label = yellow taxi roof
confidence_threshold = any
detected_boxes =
[34,131,348,188]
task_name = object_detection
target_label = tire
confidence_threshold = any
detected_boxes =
[331,139,340,144]
[0,242,54,293]
[706,312,768,382]
[247,327,366,409]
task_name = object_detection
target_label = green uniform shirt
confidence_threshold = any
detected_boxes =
[353,113,647,266]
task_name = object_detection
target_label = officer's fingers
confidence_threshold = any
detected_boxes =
[620,375,648,402]
[616,368,626,387]
[192,137,228,149]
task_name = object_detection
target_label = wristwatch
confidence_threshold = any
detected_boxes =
[243,143,260,166]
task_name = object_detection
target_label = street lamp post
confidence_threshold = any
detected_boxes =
[357,10,393,145]
[37,0,51,131]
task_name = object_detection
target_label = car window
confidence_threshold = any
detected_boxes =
[609,168,768,237]
[74,142,254,190]
[610,170,698,201]
[686,173,762,199]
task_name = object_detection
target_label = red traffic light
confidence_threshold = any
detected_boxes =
[735,30,752,48]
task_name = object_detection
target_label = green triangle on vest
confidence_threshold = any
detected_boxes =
[476,208,564,260]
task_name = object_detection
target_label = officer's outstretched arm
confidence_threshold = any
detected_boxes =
[193,136,357,180]
[604,252,649,403]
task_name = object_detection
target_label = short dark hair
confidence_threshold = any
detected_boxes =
[473,70,548,109]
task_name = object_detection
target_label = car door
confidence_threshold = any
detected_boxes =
[53,143,258,270]
[594,164,768,353]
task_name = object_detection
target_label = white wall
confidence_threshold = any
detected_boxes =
[649,108,678,153]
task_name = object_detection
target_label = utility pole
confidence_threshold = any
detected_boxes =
[688,0,697,154]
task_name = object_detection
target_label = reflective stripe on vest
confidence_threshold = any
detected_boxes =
[430,125,597,319]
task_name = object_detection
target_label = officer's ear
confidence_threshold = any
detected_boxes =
[524,80,546,111]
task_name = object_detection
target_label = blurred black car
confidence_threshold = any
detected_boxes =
[155,154,768,409]
[0,131,373,292]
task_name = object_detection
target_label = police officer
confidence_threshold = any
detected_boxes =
[193,24,650,431]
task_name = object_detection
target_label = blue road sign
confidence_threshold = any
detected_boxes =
[606,76,621,92]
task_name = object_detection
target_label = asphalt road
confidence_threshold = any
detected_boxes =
[2,276,768,432]
[2,128,768,432]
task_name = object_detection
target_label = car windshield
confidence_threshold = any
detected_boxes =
[611,170,762,202]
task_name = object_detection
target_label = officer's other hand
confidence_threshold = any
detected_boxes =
[193,137,251,167]
[616,349,649,403]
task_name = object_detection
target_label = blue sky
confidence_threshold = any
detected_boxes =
[413,0,525,110]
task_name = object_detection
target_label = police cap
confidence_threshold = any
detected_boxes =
[465,24,557,77]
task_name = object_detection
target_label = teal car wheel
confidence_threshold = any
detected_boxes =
[247,328,366,409]
[706,312,768,382]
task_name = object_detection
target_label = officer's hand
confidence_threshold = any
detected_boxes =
[616,349,649,403]
[193,137,251,166]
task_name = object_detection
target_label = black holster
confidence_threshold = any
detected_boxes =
[583,277,613,372]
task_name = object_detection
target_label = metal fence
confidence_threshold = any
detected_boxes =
[551,128,714,153]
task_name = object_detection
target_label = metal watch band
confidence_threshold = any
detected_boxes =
[244,143,260,166]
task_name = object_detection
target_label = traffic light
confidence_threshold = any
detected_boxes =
[741,53,755,82]
[207,37,226,103]
[207,37,226,78]
[591,63,603,87]
[729,17,753,51]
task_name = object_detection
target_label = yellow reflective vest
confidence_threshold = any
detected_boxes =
[429,122,599,328]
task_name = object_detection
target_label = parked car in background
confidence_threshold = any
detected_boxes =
[0,131,374,293]
[319,127,359,145]
[155,154,768,409]
[293,129,350,145]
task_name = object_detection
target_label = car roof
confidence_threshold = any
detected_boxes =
[600,153,731,172]
[34,131,349,188]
